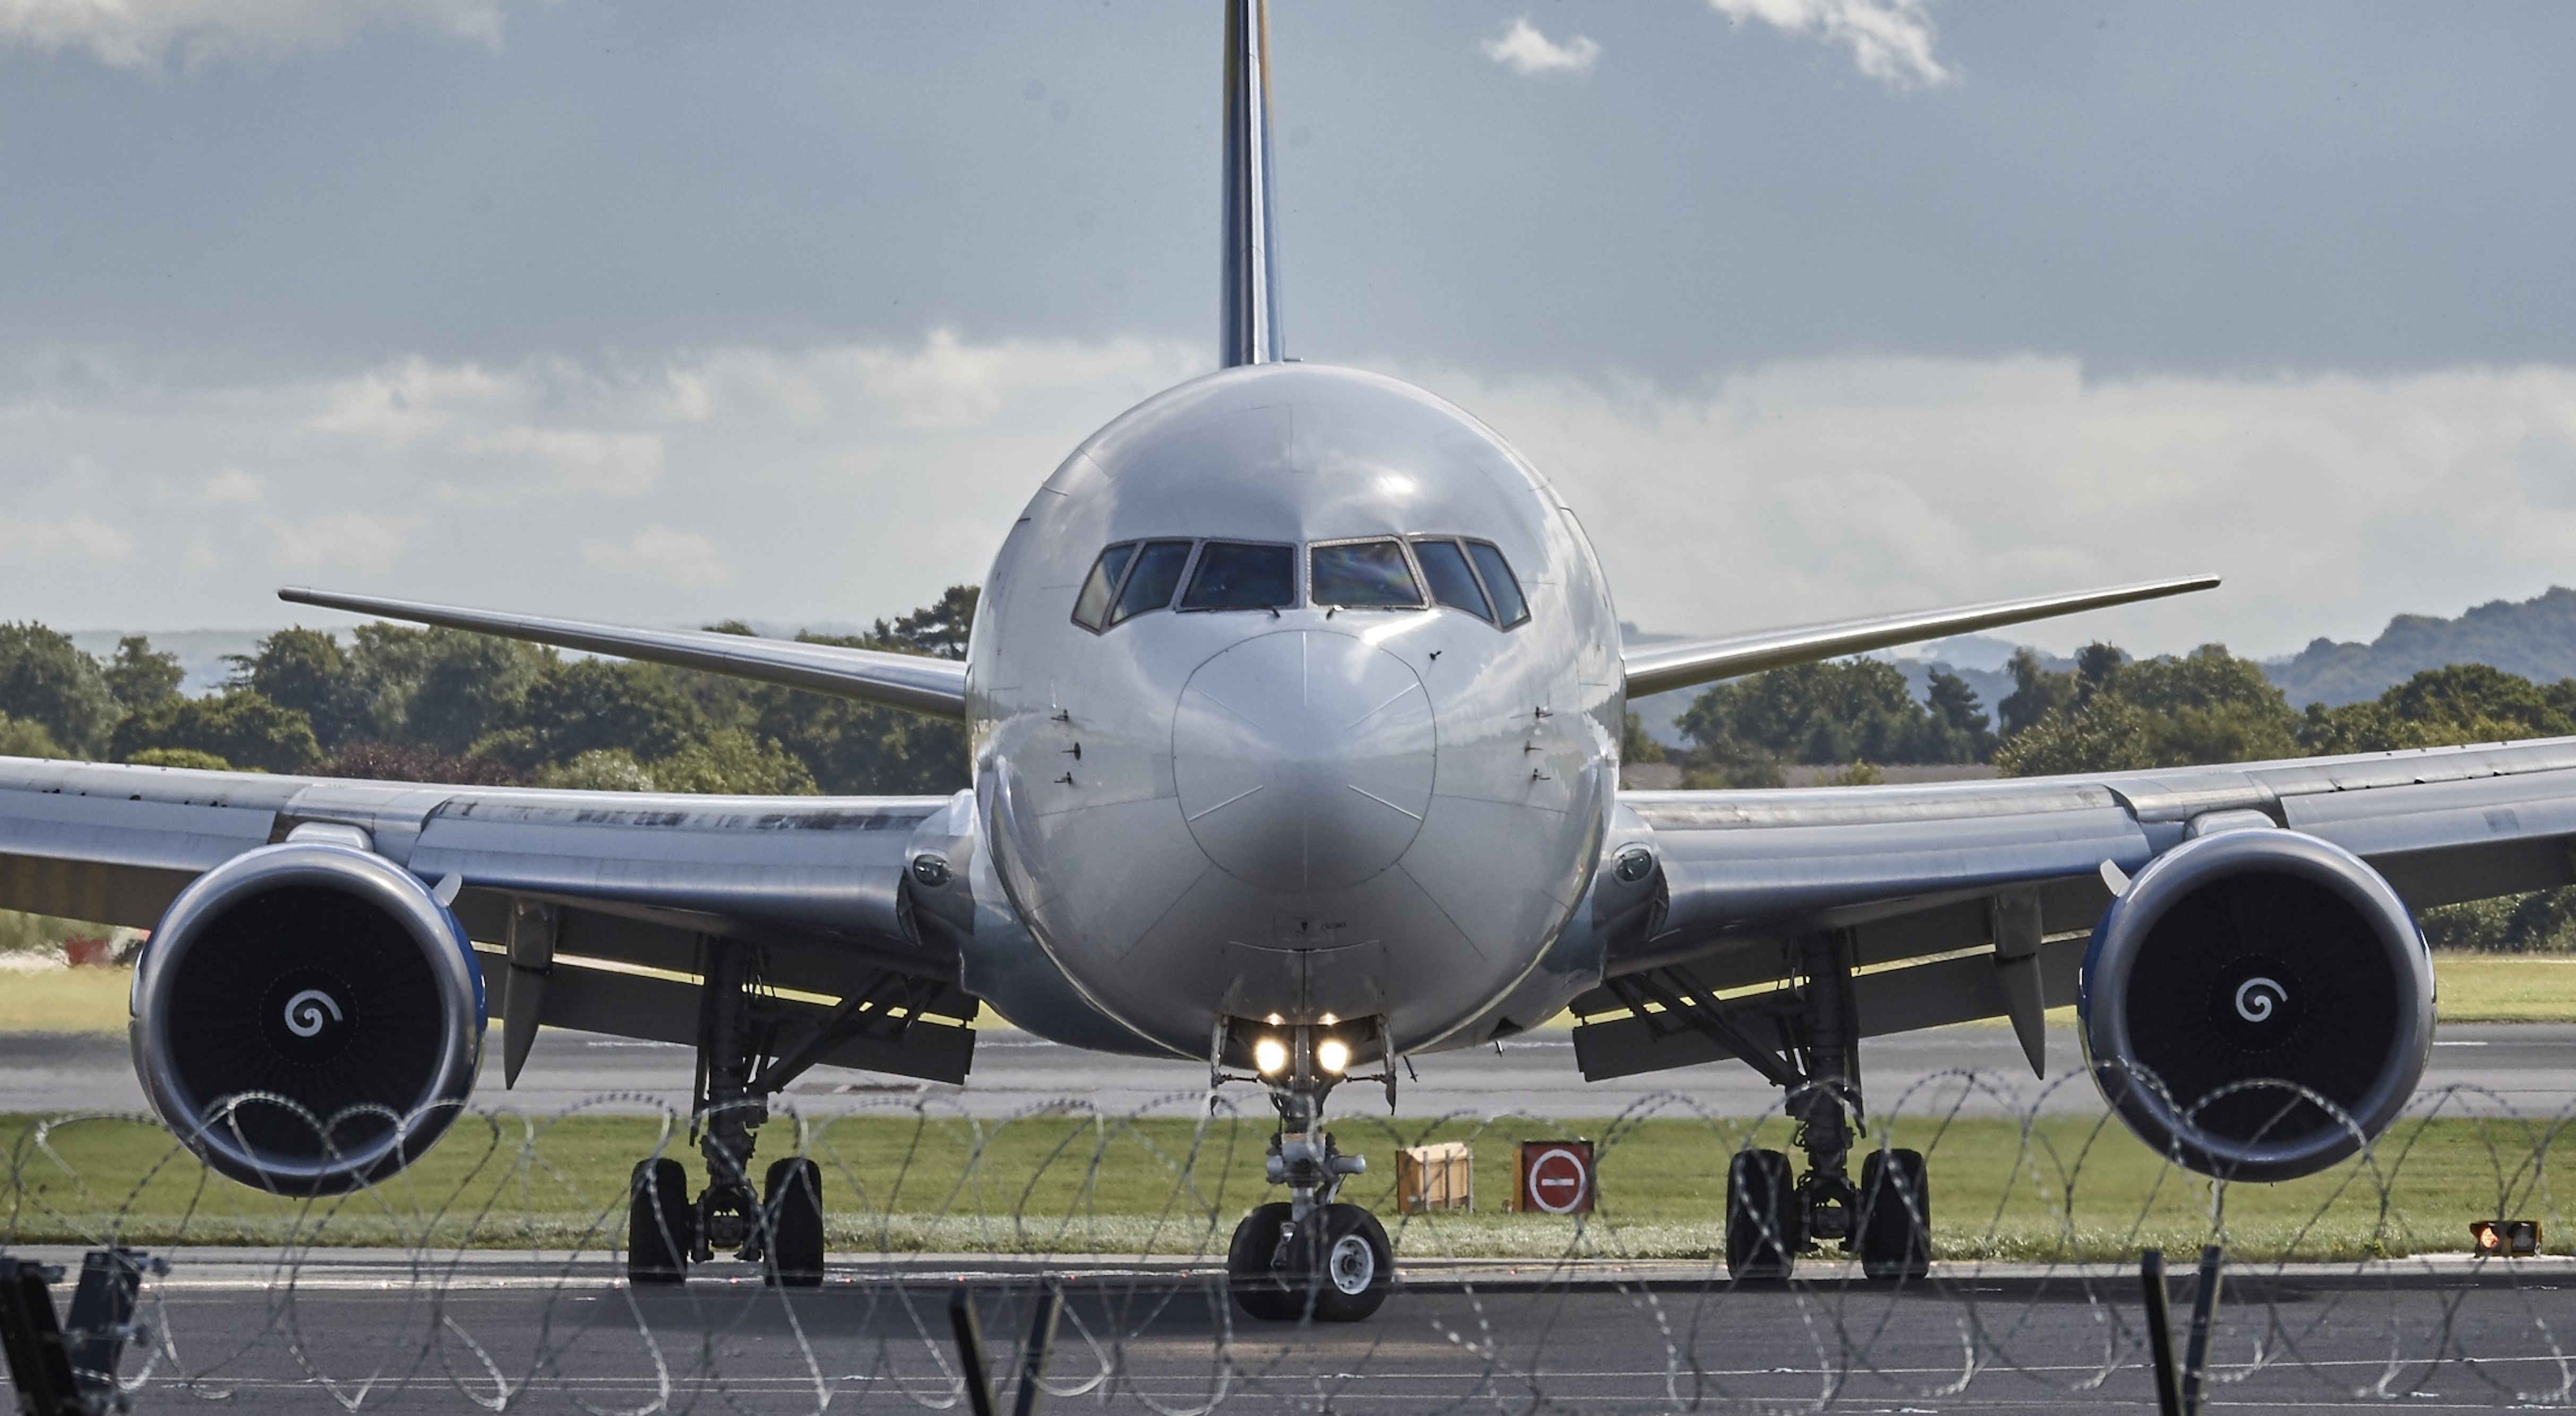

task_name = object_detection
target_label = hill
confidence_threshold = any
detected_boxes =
[2264,587,2576,707]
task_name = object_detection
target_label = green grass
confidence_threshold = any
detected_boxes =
[10,1105,2569,1262]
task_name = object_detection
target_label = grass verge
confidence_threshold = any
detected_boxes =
[8,1103,2568,1262]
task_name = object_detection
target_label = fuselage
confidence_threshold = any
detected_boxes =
[963,362,1624,1059]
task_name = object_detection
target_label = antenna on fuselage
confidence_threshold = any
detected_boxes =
[1220,0,1282,367]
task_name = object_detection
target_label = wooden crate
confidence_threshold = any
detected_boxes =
[1395,1142,1473,1213]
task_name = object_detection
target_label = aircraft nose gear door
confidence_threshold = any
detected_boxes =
[1217,1018,1396,1322]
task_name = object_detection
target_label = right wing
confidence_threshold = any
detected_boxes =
[0,756,981,1085]
[1581,737,2576,1082]
[279,587,967,718]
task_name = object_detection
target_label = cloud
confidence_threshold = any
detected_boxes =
[1708,0,1949,88]
[10,333,2576,667]
[0,0,510,69]
[1481,18,1600,77]
[581,526,730,589]
[1397,355,2576,658]
[0,332,1202,629]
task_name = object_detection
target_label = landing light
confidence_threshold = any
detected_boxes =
[1317,1039,1351,1074]
[1253,1036,1290,1075]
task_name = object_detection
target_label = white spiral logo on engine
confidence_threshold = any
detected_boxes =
[283,989,343,1039]
[2234,976,2286,1024]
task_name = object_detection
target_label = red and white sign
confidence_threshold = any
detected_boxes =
[1513,1140,1594,1215]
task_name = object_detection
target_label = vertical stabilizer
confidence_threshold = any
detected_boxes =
[1220,0,1282,366]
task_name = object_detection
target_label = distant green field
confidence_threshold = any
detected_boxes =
[6,1107,2563,1261]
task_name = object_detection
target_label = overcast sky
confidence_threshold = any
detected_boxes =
[4,1,2573,659]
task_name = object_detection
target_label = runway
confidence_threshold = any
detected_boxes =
[7,1022,2575,1122]
[21,1248,2575,1412]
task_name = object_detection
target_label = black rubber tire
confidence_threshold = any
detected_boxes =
[762,1156,827,1288]
[1856,1148,1931,1281]
[1725,1149,1798,1281]
[1308,1204,1393,1323]
[628,1157,693,1285]
[1226,1202,1300,1322]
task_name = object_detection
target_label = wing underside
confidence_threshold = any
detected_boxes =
[1579,737,2576,1083]
[0,757,978,1084]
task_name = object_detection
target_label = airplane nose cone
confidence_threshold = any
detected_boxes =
[1173,629,1435,893]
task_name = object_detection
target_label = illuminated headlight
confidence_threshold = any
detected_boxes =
[1316,1038,1351,1074]
[1253,1036,1290,1075]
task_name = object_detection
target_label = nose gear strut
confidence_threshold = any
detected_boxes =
[1214,1018,1396,1321]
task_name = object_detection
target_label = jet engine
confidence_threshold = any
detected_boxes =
[2080,827,2433,1182]
[130,840,485,1194]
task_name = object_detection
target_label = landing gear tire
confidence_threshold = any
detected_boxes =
[1725,1149,1799,1281]
[762,1157,827,1288]
[1856,1147,1930,1281]
[1227,1202,1393,1323]
[1227,1202,1300,1322]
[628,1157,693,1285]
[1308,1204,1393,1323]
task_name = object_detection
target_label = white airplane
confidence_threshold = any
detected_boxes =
[2,1,2565,1323]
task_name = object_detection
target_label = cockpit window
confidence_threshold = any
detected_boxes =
[1109,539,1194,624]
[1465,540,1530,628]
[1412,539,1492,622]
[1180,540,1295,611]
[1072,543,1138,631]
[1310,539,1423,608]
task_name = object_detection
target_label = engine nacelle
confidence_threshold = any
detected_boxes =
[130,842,485,1195]
[2080,827,2433,1182]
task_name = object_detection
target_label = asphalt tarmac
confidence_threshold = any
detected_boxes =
[20,1248,2575,1412]
[10,1022,2576,1122]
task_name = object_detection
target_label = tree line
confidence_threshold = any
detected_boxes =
[0,587,977,796]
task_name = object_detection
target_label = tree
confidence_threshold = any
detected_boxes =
[479,658,703,770]
[871,585,978,660]
[1997,644,2295,776]
[1997,648,2078,739]
[2302,664,2576,754]
[0,623,118,757]
[235,629,371,750]
[1678,657,1981,768]
[110,690,323,773]
[1620,711,1665,765]
[102,636,185,713]
[1924,669,1999,761]
[652,729,819,795]
[0,713,65,759]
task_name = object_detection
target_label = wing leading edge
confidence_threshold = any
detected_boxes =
[279,587,968,718]
[1621,574,2219,699]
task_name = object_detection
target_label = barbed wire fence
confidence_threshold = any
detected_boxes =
[7,1071,2575,1412]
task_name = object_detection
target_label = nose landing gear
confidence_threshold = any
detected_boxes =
[1220,1020,1395,1322]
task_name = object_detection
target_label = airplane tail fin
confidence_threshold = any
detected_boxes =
[1220,0,1282,367]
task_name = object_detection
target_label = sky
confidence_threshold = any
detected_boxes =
[3,0,2574,659]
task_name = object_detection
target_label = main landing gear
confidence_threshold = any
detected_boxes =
[625,938,827,1289]
[1221,1021,1395,1323]
[1724,933,1930,1282]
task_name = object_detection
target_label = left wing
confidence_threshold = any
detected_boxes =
[0,756,980,1085]
[1578,737,2576,1080]
[1621,575,2218,698]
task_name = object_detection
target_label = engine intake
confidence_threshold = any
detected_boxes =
[2080,827,2433,1182]
[131,842,485,1194]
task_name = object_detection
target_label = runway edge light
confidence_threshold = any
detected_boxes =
[2470,1220,2541,1257]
